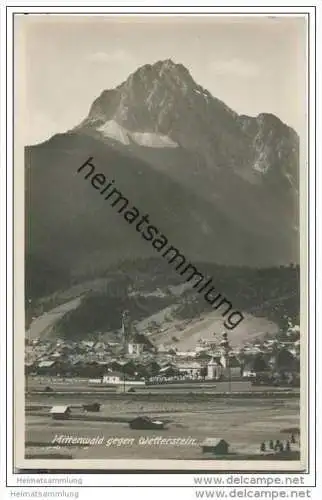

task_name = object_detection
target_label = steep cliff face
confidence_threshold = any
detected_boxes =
[78,59,298,184]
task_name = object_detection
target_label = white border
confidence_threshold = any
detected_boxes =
[1,0,319,493]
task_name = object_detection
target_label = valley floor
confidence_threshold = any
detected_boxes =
[25,393,301,466]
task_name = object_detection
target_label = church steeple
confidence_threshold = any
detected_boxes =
[220,332,231,369]
[220,332,230,351]
[121,310,132,346]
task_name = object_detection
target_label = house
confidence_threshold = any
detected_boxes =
[36,360,57,375]
[70,359,86,376]
[176,351,196,358]
[82,341,95,349]
[177,361,202,379]
[221,355,242,378]
[157,344,169,354]
[207,358,223,380]
[159,365,180,378]
[50,405,71,420]
[201,438,229,455]
[130,362,151,379]
[143,359,163,375]
[196,351,212,362]
[110,359,136,375]
[129,416,166,430]
[242,355,269,377]
[102,371,124,385]
[242,369,257,378]
[88,378,102,385]
[81,360,109,378]
[93,341,107,351]
[127,343,144,356]
[51,352,63,359]
[82,402,101,412]
[24,361,35,375]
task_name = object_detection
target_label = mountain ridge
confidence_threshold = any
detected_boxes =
[76,59,298,179]
[25,59,300,297]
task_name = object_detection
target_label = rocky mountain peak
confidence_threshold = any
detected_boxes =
[126,59,193,86]
[80,59,241,156]
[85,59,200,129]
[77,60,298,191]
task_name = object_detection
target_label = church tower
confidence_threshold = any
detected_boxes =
[121,310,143,356]
[121,310,132,349]
[219,332,231,372]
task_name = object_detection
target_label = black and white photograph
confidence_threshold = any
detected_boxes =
[13,13,308,471]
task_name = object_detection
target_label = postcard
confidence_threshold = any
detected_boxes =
[13,13,308,472]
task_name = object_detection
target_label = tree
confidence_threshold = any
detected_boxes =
[252,354,268,373]
[274,349,296,372]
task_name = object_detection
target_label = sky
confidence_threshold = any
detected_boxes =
[16,15,307,145]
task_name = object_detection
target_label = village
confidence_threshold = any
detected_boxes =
[25,311,300,388]
[24,309,301,462]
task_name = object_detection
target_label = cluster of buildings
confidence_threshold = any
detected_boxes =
[25,311,300,385]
